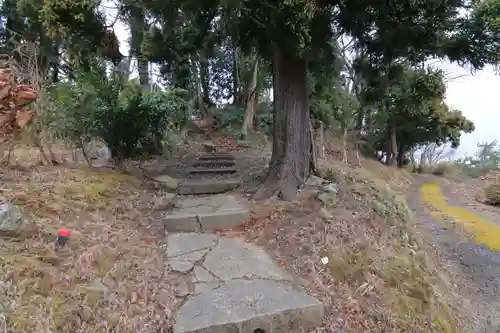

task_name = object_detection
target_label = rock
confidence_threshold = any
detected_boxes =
[90,146,112,163]
[173,279,191,297]
[317,183,340,206]
[0,203,38,238]
[319,207,333,219]
[154,175,180,192]
[323,183,339,193]
[318,192,331,205]
[307,175,327,186]
[201,141,216,153]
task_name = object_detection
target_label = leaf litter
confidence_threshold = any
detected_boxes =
[0,147,175,333]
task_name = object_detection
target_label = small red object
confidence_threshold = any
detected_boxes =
[58,228,71,237]
[55,228,71,249]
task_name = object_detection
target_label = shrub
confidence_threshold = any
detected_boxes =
[484,184,500,206]
[430,162,462,179]
[211,102,273,135]
[45,73,189,162]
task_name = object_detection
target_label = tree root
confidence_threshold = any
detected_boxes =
[253,166,303,201]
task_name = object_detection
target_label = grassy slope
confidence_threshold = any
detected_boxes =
[0,140,461,333]
[233,155,458,332]
[0,146,173,333]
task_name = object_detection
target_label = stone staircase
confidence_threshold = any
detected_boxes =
[152,152,325,333]
[178,153,240,195]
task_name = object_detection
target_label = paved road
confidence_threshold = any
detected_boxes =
[408,176,500,333]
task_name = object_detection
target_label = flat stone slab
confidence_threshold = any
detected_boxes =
[203,238,292,281]
[187,167,238,175]
[162,195,250,232]
[197,153,235,160]
[193,160,236,168]
[174,280,324,333]
[165,234,324,333]
[166,233,218,272]
[178,179,241,195]
[153,174,180,192]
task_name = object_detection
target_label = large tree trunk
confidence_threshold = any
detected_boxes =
[192,60,207,117]
[387,126,397,165]
[200,57,211,107]
[242,55,259,137]
[397,144,405,168]
[254,46,312,201]
[129,5,149,90]
[232,46,243,105]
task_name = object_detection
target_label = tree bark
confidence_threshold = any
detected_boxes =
[355,107,364,131]
[129,5,149,90]
[232,46,243,105]
[242,55,259,137]
[342,125,348,163]
[192,60,207,117]
[387,126,397,165]
[397,144,405,168]
[254,45,311,201]
[200,57,211,107]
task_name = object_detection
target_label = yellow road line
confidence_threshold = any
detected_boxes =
[420,182,500,251]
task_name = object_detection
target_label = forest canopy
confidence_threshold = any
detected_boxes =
[1,0,498,199]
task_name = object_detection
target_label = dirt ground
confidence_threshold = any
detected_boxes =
[0,134,459,333]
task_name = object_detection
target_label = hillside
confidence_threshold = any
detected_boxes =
[0,135,464,333]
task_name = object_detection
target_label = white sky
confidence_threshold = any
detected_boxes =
[112,18,499,158]
[440,61,500,157]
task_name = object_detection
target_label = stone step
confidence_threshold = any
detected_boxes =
[187,167,237,175]
[193,160,236,168]
[165,233,325,333]
[197,153,235,161]
[161,195,249,232]
[178,179,240,195]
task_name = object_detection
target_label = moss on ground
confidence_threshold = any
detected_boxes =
[421,181,500,252]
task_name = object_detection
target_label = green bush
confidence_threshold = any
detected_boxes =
[45,73,189,162]
[211,102,274,136]
[485,184,500,206]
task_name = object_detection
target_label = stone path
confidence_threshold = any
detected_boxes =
[156,152,324,332]
[166,233,324,333]
[162,194,250,232]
